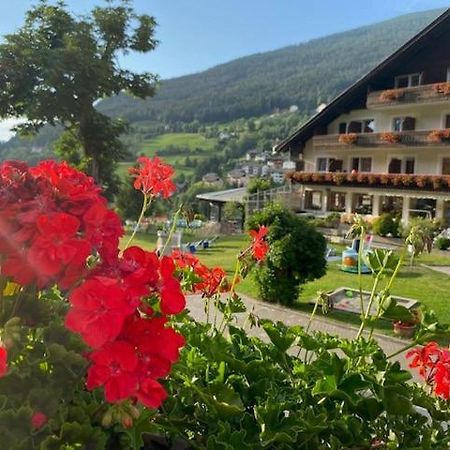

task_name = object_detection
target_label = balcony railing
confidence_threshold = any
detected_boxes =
[288,171,450,192]
[312,130,450,149]
[366,83,450,108]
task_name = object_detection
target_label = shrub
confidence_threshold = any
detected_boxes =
[246,203,327,305]
[435,236,450,250]
[372,213,401,237]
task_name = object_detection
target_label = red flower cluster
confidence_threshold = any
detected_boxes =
[407,342,450,399]
[129,156,176,198]
[31,411,48,429]
[0,160,122,289]
[0,346,7,377]
[171,249,230,297]
[249,226,269,261]
[0,159,185,410]
[65,245,186,407]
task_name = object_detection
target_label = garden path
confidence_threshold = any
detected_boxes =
[187,293,413,371]
[421,264,450,276]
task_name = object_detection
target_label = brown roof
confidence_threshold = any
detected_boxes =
[275,8,450,152]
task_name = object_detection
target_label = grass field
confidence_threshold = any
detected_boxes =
[123,232,450,326]
[117,133,218,179]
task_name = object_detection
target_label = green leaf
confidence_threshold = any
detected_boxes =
[312,375,337,395]
[380,297,414,323]
[260,320,296,353]
[366,249,399,273]
[382,388,413,415]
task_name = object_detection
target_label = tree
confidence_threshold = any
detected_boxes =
[247,203,327,305]
[0,0,158,195]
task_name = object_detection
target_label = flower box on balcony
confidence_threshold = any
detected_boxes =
[380,132,401,144]
[428,128,450,143]
[433,82,450,96]
[378,89,404,102]
[338,133,358,145]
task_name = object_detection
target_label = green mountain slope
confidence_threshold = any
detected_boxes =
[97,9,444,125]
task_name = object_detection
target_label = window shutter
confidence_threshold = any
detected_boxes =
[402,117,416,131]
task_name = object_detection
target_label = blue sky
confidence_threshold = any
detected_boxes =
[0,0,448,140]
[1,0,448,79]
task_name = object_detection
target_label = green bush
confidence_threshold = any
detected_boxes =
[435,236,450,250]
[372,213,401,237]
[246,203,327,305]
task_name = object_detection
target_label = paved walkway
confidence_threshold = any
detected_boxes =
[422,264,450,276]
[187,293,414,370]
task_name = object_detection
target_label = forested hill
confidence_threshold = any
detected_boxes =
[98,8,444,125]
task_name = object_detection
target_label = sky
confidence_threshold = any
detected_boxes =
[0,0,449,140]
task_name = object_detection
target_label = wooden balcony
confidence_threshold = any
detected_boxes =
[366,83,450,108]
[312,130,450,150]
[288,171,450,192]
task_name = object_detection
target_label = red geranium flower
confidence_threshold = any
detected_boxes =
[407,341,441,378]
[0,346,7,377]
[249,225,269,261]
[65,277,137,348]
[87,341,139,403]
[136,378,168,409]
[31,411,48,429]
[434,361,450,399]
[159,256,186,314]
[129,156,176,198]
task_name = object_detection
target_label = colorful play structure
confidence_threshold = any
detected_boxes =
[341,235,373,274]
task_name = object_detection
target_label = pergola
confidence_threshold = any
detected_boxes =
[196,187,247,222]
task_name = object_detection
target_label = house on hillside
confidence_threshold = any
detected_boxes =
[275,8,450,225]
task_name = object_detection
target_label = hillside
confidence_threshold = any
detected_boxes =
[97,8,444,125]
[0,8,445,169]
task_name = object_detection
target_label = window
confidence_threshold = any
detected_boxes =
[445,114,450,129]
[347,119,375,134]
[317,158,327,172]
[352,157,372,173]
[443,158,450,175]
[338,122,347,134]
[363,119,375,133]
[405,158,415,174]
[317,157,343,172]
[393,116,415,132]
[328,158,343,172]
[395,73,422,88]
[388,158,402,174]
[388,157,415,174]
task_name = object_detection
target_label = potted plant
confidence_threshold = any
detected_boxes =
[379,88,404,102]
[433,82,450,96]
[393,309,420,338]
[380,132,401,144]
[338,133,358,145]
[428,128,450,143]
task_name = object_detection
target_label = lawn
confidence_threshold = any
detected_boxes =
[117,132,218,179]
[122,232,450,324]
[140,133,216,153]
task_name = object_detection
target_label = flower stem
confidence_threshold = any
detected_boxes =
[160,205,183,257]
[123,194,150,251]
[387,341,417,359]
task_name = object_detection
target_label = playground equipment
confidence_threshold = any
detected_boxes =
[341,236,372,274]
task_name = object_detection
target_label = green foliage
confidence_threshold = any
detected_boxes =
[372,213,401,237]
[0,0,158,194]
[151,314,450,449]
[309,212,341,229]
[97,10,442,125]
[247,177,274,194]
[246,203,327,305]
[435,236,450,251]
